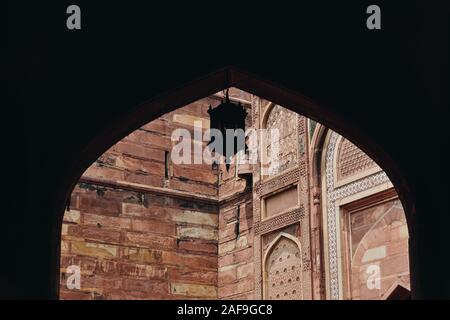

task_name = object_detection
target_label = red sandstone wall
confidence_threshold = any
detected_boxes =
[348,198,410,299]
[215,95,255,300]
[217,163,254,299]
[59,90,410,300]
[60,100,220,299]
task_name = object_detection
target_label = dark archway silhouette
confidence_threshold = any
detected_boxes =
[7,2,448,299]
[57,67,416,299]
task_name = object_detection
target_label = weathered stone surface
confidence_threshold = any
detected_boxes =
[169,268,217,285]
[122,278,169,294]
[177,226,218,241]
[124,232,176,250]
[177,239,217,254]
[217,278,254,299]
[67,225,122,244]
[79,196,122,216]
[362,245,387,263]
[170,283,217,298]
[119,262,167,279]
[218,267,237,285]
[172,210,218,226]
[237,262,254,279]
[162,251,217,270]
[64,209,80,224]
[172,114,209,128]
[83,213,132,230]
[122,248,163,264]
[61,224,68,236]
[219,240,236,255]
[60,92,410,302]
[347,198,410,299]
[130,219,175,235]
[71,241,118,258]
[171,179,218,196]
[60,240,70,253]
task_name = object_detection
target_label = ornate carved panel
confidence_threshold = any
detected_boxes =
[253,105,311,300]
[337,138,377,181]
[256,167,300,197]
[324,131,390,300]
[255,206,304,235]
[265,236,303,300]
[264,185,298,218]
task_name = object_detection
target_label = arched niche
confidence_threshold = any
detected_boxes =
[263,233,303,300]
[318,129,410,300]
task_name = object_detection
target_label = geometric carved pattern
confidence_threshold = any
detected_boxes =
[325,131,390,300]
[255,206,304,235]
[337,139,377,180]
[297,116,306,135]
[257,167,301,197]
[251,95,260,128]
[266,237,303,300]
[253,101,311,300]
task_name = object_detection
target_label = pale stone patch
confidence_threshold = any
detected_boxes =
[177,226,218,241]
[362,245,387,263]
[124,264,167,279]
[173,210,218,227]
[64,209,80,224]
[114,155,125,168]
[123,248,161,264]
[61,224,69,236]
[71,241,118,258]
[399,225,409,239]
[171,282,217,298]
[173,114,210,129]
[219,241,236,255]
[236,235,248,248]
[237,262,254,279]
[219,263,239,273]
[122,203,142,216]
[218,236,248,256]
[60,240,70,253]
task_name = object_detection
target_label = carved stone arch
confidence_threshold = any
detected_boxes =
[333,136,381,187]
[260,101,276,129]
[320,130,393,300]
[353,202,403,258]
[263,232,303,300]
[310,123,329,188]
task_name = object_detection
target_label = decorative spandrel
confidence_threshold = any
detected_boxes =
[265,236,303,300]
